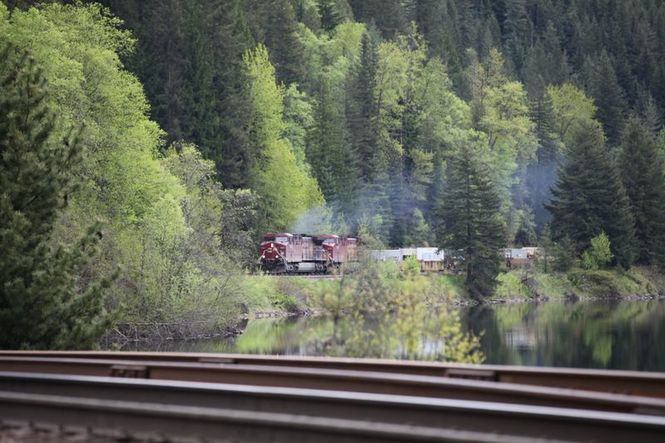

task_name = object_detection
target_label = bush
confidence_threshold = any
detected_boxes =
[401,256,421,277]
[582,232,613,270]
[494,272,530,299]
[271,292,301,313]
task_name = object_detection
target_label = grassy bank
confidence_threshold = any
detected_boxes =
[240,260,472,317]
[240,263,665,316]
[494,266,665,301]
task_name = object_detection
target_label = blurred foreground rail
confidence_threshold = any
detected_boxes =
[1,353,665,442]
[3,351,665,397]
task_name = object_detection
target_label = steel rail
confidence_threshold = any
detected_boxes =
[2,351,665,397]
[0,390,557,443]
[2,373,665,442]
[0,357,664,415]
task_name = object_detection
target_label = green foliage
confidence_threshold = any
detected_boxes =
[96,0,665,258]
[309,260,483,362]
[552,236,576,273]
[437,144,506,298]
[283,84,315,171]
[582,232,613,270]
[618,118,665,268]
[495,272,531,299]
[5,0,665,349]
[100,0,256,189]
[270,292,301,313]
[401,256,421,277]
[403,208,433,247]
[463,48,538,241]
[584,51,626,147]
[243,44,323,231]
[547,84,597,149]
[1,4,249,338]
[248,0,305,85]
[547,121,636,268]
[0,44,109,349]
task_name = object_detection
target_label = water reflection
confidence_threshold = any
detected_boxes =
[129,300,665,371]
[464,300,665,370]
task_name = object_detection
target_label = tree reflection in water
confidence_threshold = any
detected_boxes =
[463,300,665,370]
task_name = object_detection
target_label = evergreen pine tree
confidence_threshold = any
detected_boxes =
[547,121,635,267]
[250,0,305,85]
[213,0,256,188]
[347,32,381,182]
[502,0,530,73]
[584,51,627,147]
[618,118,665,267]
[0,46,109,349]
[348,0,407,39]
[526,87,563,230]
[317,0,352,32]
[309,74,358,211]
[437,144,506,298]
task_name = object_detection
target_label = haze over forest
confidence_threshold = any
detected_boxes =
[2,0,665,349]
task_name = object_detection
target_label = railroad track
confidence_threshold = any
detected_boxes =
[0,390,568,443]
[263,273,343,279]
[4,351,665,398]
[2,358,665,415]
[1,371,664,442]
[2,352,665,441]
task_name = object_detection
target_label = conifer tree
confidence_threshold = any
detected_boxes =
[347,32,381,183]
[502,0,530,72]
[526,87,564,229]
[618,118,665,267]
[0,46,109,349]
[547,121,635,267]
[249,0,305,85]
[317,0,352,32]
[584,51,626,147]
[437,144,506,298]
[348,0,408,38]
[308,73,357,208]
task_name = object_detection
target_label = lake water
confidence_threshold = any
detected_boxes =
[132,299,665,371]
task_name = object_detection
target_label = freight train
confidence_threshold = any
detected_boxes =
[259,233,540,274]
[258,233,358,274]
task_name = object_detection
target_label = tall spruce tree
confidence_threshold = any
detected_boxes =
[347,32,381,183]
[618,118,665,267]
[248,0,305,85]
[437,144,506,298]
[0,46,109,349]
[547,121,635,267]
[584,51,626,147]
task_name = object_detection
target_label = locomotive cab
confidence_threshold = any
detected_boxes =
[315,234,340,264]
[259,232,358,274]
[259,233,291,272]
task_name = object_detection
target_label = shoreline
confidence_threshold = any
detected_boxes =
[101,292,665,349]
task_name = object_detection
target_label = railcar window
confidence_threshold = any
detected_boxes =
[275,236,289,243]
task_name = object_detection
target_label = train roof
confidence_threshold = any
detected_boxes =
[262,233,356,240]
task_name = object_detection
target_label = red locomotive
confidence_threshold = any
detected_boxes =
[259,233,358,273]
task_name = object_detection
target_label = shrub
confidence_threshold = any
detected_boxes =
[582,232,613,270]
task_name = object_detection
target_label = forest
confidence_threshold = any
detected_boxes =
[2,0,665,348]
